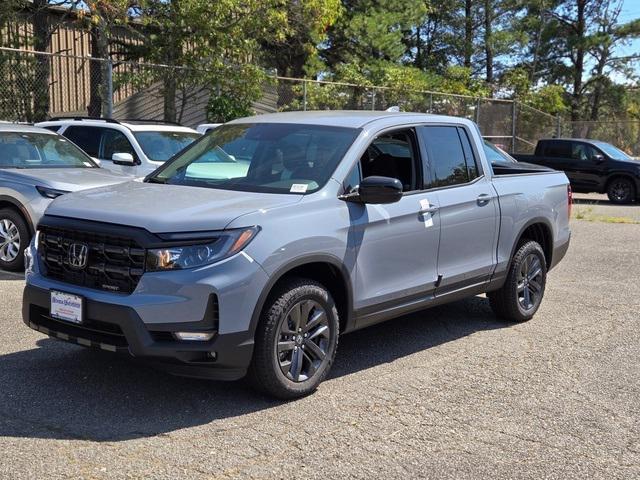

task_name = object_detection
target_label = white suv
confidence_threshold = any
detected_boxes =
[36,118,200,177]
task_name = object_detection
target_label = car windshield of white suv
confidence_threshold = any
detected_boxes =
[148,123,360,194]
[591,141,633,161]
[133,131,200,162]
[0,132,97,169]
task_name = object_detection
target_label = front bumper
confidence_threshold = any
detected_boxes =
[23,284,254,381]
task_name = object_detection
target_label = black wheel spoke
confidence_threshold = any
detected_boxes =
[289,347,304,381]
[304,309,326,333]
[278,340,295,353]
[304,339,326,361]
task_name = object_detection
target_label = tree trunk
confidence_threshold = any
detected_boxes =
[571,0,586,128]
[88,30,103,117]
[464,0,473,68]
[31,0,50,121]
[484,0,493,86]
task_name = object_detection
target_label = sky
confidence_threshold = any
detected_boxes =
[617,0,640,77]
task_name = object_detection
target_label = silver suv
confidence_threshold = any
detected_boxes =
[0,124,126,271]
[23,111,571,398]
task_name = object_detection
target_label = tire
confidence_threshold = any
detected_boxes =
[248,277,339,399]
[606,177,635,204]
[0,208,30,272]
[488,240,547,323]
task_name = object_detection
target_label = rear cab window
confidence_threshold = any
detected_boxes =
[418,125,480,188]
[542,140,571,158]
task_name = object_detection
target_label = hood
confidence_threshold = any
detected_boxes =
[46,181,302,232]
[2,167,127,191]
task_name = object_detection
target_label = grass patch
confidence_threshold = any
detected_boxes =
[572,206,640,224]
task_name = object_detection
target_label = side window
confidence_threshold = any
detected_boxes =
[344,162,361,193]
[419,126,473,188]
[62,126,103,158]
[544,141,571,158]
[571,143,597,161]
[360,129,419,192]
[101,129,137,162]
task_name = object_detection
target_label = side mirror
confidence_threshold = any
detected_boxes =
[592,154,605,164]
[355,176,403,204]
[112,152,135,165]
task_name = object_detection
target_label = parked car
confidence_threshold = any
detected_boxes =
[513,138,640,204]
[23,111,571,398]
[483,140,556,175]
[196,123,223,134]
[0,124,127,271]
[36,118,200,178]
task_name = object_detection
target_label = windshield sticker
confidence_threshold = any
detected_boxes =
[290,183,308,193]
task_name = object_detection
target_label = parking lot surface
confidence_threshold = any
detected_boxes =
[1,211,639,479]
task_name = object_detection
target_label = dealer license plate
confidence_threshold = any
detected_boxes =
[50,290,84,324]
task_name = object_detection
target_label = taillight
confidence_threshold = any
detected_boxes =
[567,184,573,218]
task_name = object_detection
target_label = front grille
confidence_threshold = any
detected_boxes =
[39,226,145,294]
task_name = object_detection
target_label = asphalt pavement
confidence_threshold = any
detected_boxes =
[0,210,639,479]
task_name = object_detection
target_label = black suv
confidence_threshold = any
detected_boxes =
[514,138,640,204]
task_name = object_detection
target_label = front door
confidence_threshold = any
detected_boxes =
[349,128,441,323]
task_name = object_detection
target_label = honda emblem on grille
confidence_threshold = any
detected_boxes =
[68,243,89,269]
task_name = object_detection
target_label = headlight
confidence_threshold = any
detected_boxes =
[146,226,259,271]
[36,186,69,199]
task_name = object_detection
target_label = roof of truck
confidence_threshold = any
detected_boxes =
[228,110,463,129]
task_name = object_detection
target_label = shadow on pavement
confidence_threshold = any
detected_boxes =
[0,296,507,442]
[0,270,24,281]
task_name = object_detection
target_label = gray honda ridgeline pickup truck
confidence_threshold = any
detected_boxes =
[23,111,571,399]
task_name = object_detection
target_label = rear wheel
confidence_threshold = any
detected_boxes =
[606,177,635,204]
[488,240,547,322]
[248,277,339,399]
[0,209,30,271]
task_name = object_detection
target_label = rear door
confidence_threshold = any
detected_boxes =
[418,125,499,292]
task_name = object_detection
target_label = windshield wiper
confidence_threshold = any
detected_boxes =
[146,177,167,184]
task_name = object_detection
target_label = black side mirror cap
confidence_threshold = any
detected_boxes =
[592,154,605,163]
[344,176,403,204]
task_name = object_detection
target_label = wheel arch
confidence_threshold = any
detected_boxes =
[511,218,553,269]
[249,255,354,337]
[0,195,34,235]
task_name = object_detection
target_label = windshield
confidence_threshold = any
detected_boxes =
[0,132,96,169]
[133,131,200,162]
[591,141,633,161]
[483,140,517,163]
[149,123,361,194]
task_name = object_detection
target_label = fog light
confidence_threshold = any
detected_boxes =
[173,332,215,341]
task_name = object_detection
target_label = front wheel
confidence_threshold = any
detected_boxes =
[606,177,635,204]
[488,240,547,322]
[248,277,339,399]
[0,209,30,272]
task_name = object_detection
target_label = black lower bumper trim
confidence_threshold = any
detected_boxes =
[22,284,254,381]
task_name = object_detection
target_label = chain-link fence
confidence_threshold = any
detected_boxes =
[2,46,639,155]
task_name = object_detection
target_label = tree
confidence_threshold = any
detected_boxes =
[136,0,286,122]
[261,0,342,78]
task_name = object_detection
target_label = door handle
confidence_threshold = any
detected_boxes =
[419,205,439,214]
[476,194,491,206]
